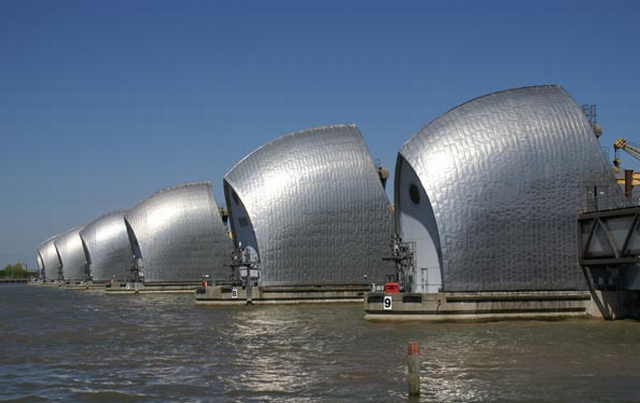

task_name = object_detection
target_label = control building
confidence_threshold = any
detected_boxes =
[54,226,87,282]
[38,235,61,282]
[124,182,232,284]
[395,85,622,293]
[36,253,44,279]
[224,124,395,287]
[79,211,132,283]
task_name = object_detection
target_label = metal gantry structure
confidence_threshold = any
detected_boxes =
[578,206,640,267]
[382,235,416,292]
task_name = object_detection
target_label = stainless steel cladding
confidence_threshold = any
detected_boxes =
[124,182,232,283]
[79,211,132,282]
[54,227,87,281]
[38,236,61,281]
[396,85,622,292]
[224,124,396,286]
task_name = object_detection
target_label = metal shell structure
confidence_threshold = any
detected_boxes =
[79,211,132,282]
[54,226,88,281]
[396,85,622,293]
[224,124,395,286]
[124,182,231,283]
[38,236,60,281]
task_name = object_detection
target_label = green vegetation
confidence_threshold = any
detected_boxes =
[0,262,37,278]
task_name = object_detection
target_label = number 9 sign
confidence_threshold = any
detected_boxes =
[383,295,393,310]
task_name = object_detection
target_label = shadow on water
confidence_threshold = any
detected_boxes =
[2,284,640,402]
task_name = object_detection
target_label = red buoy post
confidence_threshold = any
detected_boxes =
[407,342,420,396]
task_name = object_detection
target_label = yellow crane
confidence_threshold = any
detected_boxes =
[613,138,640,167]
[613,138,640,186]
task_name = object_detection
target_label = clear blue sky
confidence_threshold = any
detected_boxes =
[2,0,639,269]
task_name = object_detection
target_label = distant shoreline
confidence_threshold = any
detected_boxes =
[0,278,30,283]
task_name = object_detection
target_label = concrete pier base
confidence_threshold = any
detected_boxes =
[62,281,92,290]
[27,280,45,286]
[40,281,64,288]
[62,282,111,291]
[105,282,200,295]
[364,290,640,322]
[195,284,369,305]
[585,290,640,320]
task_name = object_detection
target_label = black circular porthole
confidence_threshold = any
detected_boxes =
[409,184,420,205]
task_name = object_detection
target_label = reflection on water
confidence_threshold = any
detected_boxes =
[2,284,640,402]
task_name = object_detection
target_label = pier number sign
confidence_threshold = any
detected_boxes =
[383,295,393,310]
[231,288,238,299]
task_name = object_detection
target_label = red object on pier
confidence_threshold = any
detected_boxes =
[384,282,399,294]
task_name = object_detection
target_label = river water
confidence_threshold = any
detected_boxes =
[1,284,640,403]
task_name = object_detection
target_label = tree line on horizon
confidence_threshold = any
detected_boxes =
[1,262,37,278]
